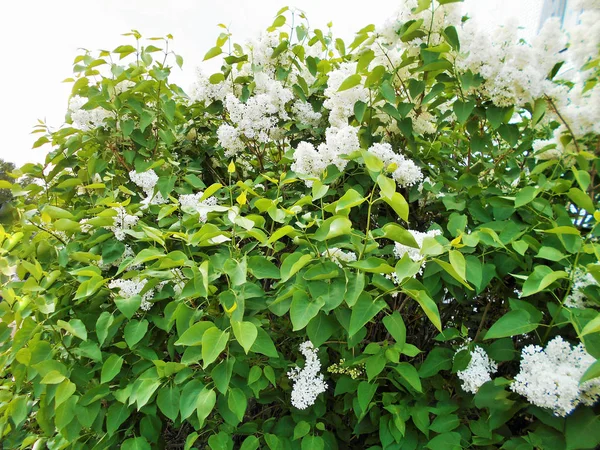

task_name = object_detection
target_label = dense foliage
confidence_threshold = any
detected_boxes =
[1,0,600,448]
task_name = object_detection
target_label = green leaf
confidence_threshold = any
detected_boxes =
[515,186,539,207]
[196,387,216,427]
[565,408,600,450]
[240,436,260,450]
[180,380,204,420]
[55,379,76,407]
[580,359,600,383]
[381,192,409,221]
[521,265,568,297]
[157,384,180,422]
[291,291,325,331]
[248,256,280,279]
[484,309,539,340]
[349,292,386,336]
[426,432,462,450]
[175,322,215,346]
[106,402,131,435]
[354,100,367,122]
[101,354,124,384]
[313,215,353,241]
[294,421,311,440]
[338,74,362,92]
[395,362,422,392]
[280,253,313,282]
[301,436,324,450]
[383,311,406,347]
[348,257,395,274]
[124,319,148,348]
[357,381,378,415]
[122,437,151,450]
[57,319,87,341]
[404,286,442,331]
[381,223,418,247]
[453,100,475,124]
[231,321,257,354]
[568,187,595,212]
[581,315,600,336]
[203,46,222,61]
[251,327,278,358]
[74,276,105,300]
[115,295,142,319]
[202,328,229,368]
[362,150,384,172]
[336,189,365,212]
[227,388,247,421]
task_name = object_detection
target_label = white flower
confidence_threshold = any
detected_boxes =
[68,95,111,131]
[565,267,599,309]
[108,207,139,241]
[129,169,167,207]
[108,277,154,311]
[292,100,322,126]
[322,247,357,267]
[511,336,600,417]
[179,192,219,222]
[455,345,498,394]
[287,341,328,409]
[368,143,423,187]
[323,62,369,128]
[291,126,359,185]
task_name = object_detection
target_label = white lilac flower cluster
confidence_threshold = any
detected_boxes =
[368,143,423,187]
[292,100,322,127]
[511,336,600,417]
[129,169,167,207]
[377,0,462,47]
[457,18,566,107]
[322,248,357,268]
[323,62,369,128]
[109,207,139,241]
[68,96,111,131]
[179,192,219,223]
[217,75,293,157]
[564,267,599,309]
[190,68,231,104]
[108,277,155,311]
[455,345,498,394]
[287,341,328,410]
[291,126,359,186]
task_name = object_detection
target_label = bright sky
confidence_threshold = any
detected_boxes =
[0,0,543,167]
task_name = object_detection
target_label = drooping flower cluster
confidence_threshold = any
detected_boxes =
[368,143,423,187]
[217,75,293,157]
[457,18,566,107]
[108,277,155,311]
[323,62,369,128]
[455,345,498,394]
[129,169,167,207]
[291,126,359,185]
[564,267,599,309]
[179,192,219,222]
[511,336,600,417]
[108,206,139,241]
[322,247,357,268]
[68,95,111,131]
[287,341,328,409]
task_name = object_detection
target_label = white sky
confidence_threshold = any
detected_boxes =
[0,0,543,167]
